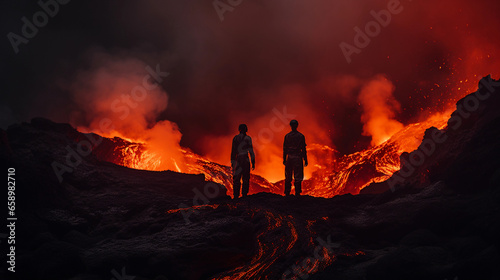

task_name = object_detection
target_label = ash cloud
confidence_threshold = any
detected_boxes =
[358,75,404,146]
[2,0,500,155]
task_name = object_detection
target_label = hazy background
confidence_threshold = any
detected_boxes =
[2,0,499,166]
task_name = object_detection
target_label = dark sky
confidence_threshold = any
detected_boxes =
[1,0,500,155]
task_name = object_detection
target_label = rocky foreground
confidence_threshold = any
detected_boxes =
[0,76,499,280]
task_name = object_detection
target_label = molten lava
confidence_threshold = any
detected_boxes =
[77,60,495,199]
[301,111,450,197]
[89,108,450,198]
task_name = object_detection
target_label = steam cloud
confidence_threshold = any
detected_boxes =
[358,75,404,146]
[2,0,500,158]
[66,51,185,172]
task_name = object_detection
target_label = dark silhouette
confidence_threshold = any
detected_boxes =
[231,124,255,198]
[283,120,308,196]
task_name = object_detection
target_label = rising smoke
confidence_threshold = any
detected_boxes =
[358,75,404,146]
[66,50,185,172]
[2,0,500,162]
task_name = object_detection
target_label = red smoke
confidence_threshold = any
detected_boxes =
[358,75,404,146]
[54,0,500,190]
[199,83,335,182]
[67,51,186,172]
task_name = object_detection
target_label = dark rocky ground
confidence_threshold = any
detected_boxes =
[1,76,499,280]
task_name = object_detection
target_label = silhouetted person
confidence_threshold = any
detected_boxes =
[231,124,255,199]
[283,119,308,196]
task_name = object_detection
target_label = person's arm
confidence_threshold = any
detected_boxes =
[230,137,237,168]
[248,137,255,170]
[302,135,308,166]
[283,135,287,165]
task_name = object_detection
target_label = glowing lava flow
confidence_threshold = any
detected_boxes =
[211,209,298,280]
[164,202,300,280]
[90,110,451,198]
[299,111,451,197]
[166,202,366,279]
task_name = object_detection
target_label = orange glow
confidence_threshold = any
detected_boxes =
[77,81,458,197]
[74,50,499,198]
[212,209,298,280]
[358,75,404,146]
[165,204,219,214]
[303,110,451,197]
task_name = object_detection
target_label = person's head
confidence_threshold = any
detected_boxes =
[238,124,248,134]
[290,119,298,131]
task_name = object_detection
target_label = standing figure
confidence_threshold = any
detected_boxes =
[231,124,255,199]
[283,119,308,196]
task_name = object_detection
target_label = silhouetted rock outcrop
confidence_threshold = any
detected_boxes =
[362,75,500,195]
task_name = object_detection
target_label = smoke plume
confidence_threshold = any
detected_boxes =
[358,75,404,146]
[66,50,185,172]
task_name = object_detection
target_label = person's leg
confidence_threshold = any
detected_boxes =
[294,159,304,196]
[241,160,250,197]
[232,163,242,199]
[284,159,293,196]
